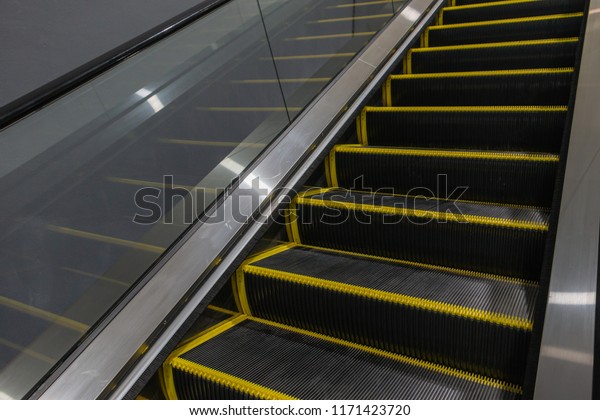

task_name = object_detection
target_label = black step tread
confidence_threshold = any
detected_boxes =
[357,106,567,153]
[244,244,537,326]
[298,188,550,226]
[425,13,583,47]
[328,145,558,207]
[291,189,549,280]
[441,0,586,25]
[384,68,573,106]
[406,38,578,73]
[169,317,521,399]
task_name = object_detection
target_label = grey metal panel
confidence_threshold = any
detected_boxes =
[534,2,600,400]
[36,0,443,399]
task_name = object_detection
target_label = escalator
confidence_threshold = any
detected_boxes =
[160,0,588,399]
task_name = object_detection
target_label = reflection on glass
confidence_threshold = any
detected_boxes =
[0,0,404,399]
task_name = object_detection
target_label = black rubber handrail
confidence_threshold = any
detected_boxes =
[0,0,231,130]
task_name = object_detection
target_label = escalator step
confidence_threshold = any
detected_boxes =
[237,243,537,383]
[440,0,586,25]
[453,0,526,5]
[424,13,583,47]
[384,68,573,106]
[406,38,578,73]
[290,188,549,280]
[328,145,558,207]
[357,106,567,153]
[165,316,521,399]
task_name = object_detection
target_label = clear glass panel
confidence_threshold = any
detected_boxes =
[0,0,288,399]
[0,0,406,399]
[259,0,400,116]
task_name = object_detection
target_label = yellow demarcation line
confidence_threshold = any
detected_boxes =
[328,0,394,8]
[383,68,574,106]
[280,242,537,286]
[250,317,523,395]
[177,312,240,348]
[439,0,540,24]
[295,195,549,231]
[332,144,560,162]
[403,37,579,73]
[287,31,375,41]
[423,13,582,47]
[310,13,392,23]
[207,304,239,316]
[0,295,88,333]
[47,225,166,254]
[326,148,339,187]
[241,264,533,331]
[357,105,567,143]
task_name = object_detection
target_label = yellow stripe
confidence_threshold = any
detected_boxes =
[47,225,166,254]
[270,52,355,61]
[177,313,241,347]
[363,105,568,112]
[243,265,532,330]
[0,295,88,333]
[170,314,247,359]
[430,12,583,30]
[242,243,297,266]
[170,358,297,400]
[231,78,332,84]
[230,273,244,313]
[333,144,560,162]
[287,31,375,41]
[327,149,339,187]
[289,198,302,244]
[197,106,301,112]
[389,67,574,79]
[250,317,522,395]
[310,13,392,23]
[158,138,265,149]
[328,0,393,8]
[207,304,239,316]
[324,153,333,187]
[358,109,369,144]
[296,195,548,230]
[292,242,536,286]
[0,338,56,364]
[383,76,393,106]
[60,267,129,288]
[411,37,578,53]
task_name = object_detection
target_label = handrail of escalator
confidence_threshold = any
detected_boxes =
[0,0,230,130]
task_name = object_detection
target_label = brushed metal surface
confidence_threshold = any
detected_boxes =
[534,1,600,399]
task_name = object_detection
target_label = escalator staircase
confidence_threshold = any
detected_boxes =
[161,0,586,399]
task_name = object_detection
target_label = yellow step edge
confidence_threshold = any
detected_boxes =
[177,312,241,348]
[286,31,375,41]
[310,13,392,23]
[282,242,538,286]
[170,358,297,400]
[0,295,89,333]
[389,67,574,79]
[431,12,583,31]
[363,105,568,112]
[46,225,166,254]
[207,304,239,316]
[250,317,523,395]
[332,144,560,162]
[411,37,578,53]
[295,195,549,231]
[241,265,533,331]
